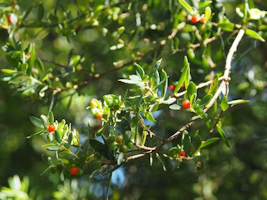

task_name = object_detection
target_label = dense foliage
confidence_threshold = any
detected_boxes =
[0,0,267,199]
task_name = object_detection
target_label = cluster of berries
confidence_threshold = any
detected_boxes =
[190,14,205,24]
[169,84,191,109]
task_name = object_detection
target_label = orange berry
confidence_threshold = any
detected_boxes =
[47,125,56,132]
[191,15,198,23]
[169,84,175,91]
[96,111,102,120]
[25,54,31,59]
[182,100,190,109]
[70,166,79,175]
[199,17,205,24]
[180,151,185,157]
[115,136,123,144]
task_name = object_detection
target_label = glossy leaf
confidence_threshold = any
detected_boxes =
[145,112,156,122]
[117,152,124,165]
[68,132,73,145]
[218,22,235,32]
[187,81,197,101]
[199,1,212,10]
[174,56,189,93]
[220,95,229,111]
[160,69,168,99]
[169,104,181,110]
[48,111,54,125]
[205,6,212,22]
[228,99,250,105]
[149,58,162,78]
[245,29,265,42]
[29,116,44,128]
[207,75,218,95]
[135,63,145,79]
[216,124,230,147]
[200,137,221,149]
[178,0,194,14]
[199,94,212,107]
[55,130,61,143]
[156,153,166,171]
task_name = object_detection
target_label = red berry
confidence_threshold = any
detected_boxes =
[181,83,184,88]
[191,15,198,23]
[7,17,12,24]
[169,84,175,91]
[47,125,56,132]
[182,100,191,109]
[199,17,205,24]
[180,151,186,157]
[96,111,102,120]
[70,166,79,175]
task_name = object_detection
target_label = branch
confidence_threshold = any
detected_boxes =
[205,29,245,110]
[125,29,245,163]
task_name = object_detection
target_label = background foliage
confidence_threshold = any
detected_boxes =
[0,0,267,199]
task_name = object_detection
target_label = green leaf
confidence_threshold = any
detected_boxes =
[27,130,45,138]
[200,137,220,149]
[199,1,212,10]
[135,63,145,79]
[169,104,181,110]
[22,6,33,21]
[149,58,162,78]
[150,103,159,112]
[216,124,230,147]
[29,44,36,68]
[220,95,229,111]
[145,112,156,122]
[245,29,265,42]
[174,56,189,93]
[47,146,60,151]
[178,0,194,14]
[55,130,61,143]
[68,132,73,145]
[207,75,218,95]
[151,70,160,92]
[117,152,124,165]
[48,111,54,125]
[187,81,197,101]
[29,116,44,128]
[37,3,44,21]
[36,58,44,74]
[119,79,145,87]
[199,94,212,107]
[1,69,17,74]
[228,99,249,105]
[89,139,110,159]
[40,114,48,127]
[218,22,235,32]
[40,68,52,82]
[160,69,168,99]
[193,135,202,154]
[161,97,176,104]
[156,153,166,171]
[205,6,212,22]
[120,118,131,133]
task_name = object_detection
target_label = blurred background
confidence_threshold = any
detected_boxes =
[0,0,267,199]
